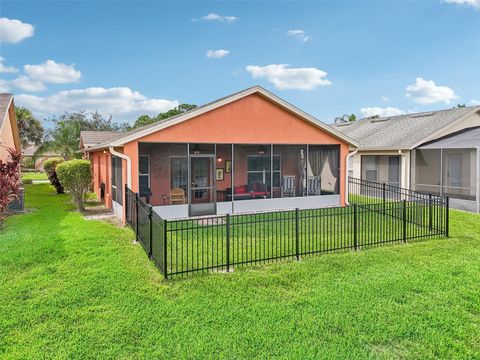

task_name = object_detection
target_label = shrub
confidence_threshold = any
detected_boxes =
[22,179,33,185]
[56,160,92,211]
[0,147,22,226]
[21,157,35,170]
[43,157,64,194]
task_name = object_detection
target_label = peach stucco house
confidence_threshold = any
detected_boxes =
[0,94,21,162]
[81,86,358,221]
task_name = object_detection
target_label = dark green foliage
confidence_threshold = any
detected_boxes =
[43,157,64,194]
[56,159,92,211]
[132,104,197,129]
[15,107,44,149]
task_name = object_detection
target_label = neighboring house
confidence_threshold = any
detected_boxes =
[82,86,358,220]
[0,94,21,162]
[334,106,480,212]
[23,145,60,171]
[80,131,124,159]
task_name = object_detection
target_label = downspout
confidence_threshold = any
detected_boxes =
[476,146,480,213]
[345,148,358,205]
[398,149,407,189]
[109,146,132,188]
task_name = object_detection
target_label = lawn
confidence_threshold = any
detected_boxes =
[0,184,479,359]
[21,172,48,181]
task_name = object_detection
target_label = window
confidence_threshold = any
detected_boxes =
[361,155,379,182]
[170,157,188,191]
[247,155,280,188]
[139,155,150,193]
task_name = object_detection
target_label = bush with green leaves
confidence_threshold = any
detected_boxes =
[43,157,64,194]
[56,160,92,211]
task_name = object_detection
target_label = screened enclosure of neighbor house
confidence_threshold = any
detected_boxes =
[137,143,341,218]
[411,127,480,213]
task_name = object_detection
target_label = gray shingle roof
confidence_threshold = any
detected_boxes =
[0,93,13,130]
[333,106,480,149]
[80,131,124,148]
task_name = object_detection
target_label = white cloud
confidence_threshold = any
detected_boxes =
[197,13,238,22]
[287,29,310,42]
[0,18,34,44]
[15,87,179,122]
[381,95,390,102]
[0,79,10,92]
[206,49,230,59]
[360,107,405,118]
[0,57,19,73]
[470,99,480,105]
[405,77,458,104]
[24,60,81,84]
[444,0,480,9]
[10,75,46,92]
[245,64,331,90]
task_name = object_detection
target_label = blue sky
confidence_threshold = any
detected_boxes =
[1,1,479,125]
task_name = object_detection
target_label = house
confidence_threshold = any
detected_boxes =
[82,86,358,220]
[23,145,60,171]
[0,94,21,162]
[334,106,480,212]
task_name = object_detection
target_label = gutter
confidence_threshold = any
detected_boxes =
[109,146,132,188]
[345,148,358,205]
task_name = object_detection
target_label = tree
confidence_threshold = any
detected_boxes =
[43,157,65,194]
[15,107,44,149]
[0,146,22,226]
[456,104,466,108]
[40,111,129,160]
[132,104,197,129]
[334,113,356,123]
[56,160,92,211]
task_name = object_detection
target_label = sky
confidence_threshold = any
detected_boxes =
[1,0,479,127]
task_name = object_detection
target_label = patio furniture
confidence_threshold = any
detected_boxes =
[170,187,186,205]
[225,182,270,201]
[282,175,295,197]
[307,176,321,196]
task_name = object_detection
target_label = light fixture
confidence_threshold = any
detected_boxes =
[192,144,201,154]
[217,156,223,163]
[258,145,266,155]
[103,150,107,154]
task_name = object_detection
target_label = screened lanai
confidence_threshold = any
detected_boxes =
[137,142,341,218]
[411,127,480,213]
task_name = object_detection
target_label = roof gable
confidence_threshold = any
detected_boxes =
[107,86,358,147]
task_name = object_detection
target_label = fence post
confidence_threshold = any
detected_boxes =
[226,214,230,272]
[403,199,407,243]
[148,205,153,258]
[135,193,139,243]
[428,193,433,232]
[295,208,300,260]
[445,196,449,237]
[382,182,386,204]
[163,219,168,279]
[353,204,358,251]
[124,184,128,224]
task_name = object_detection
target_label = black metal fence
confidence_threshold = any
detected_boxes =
[125,179,449,279]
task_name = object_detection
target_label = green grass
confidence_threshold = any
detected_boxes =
[21,172,48,181]
[1,184,479,359]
